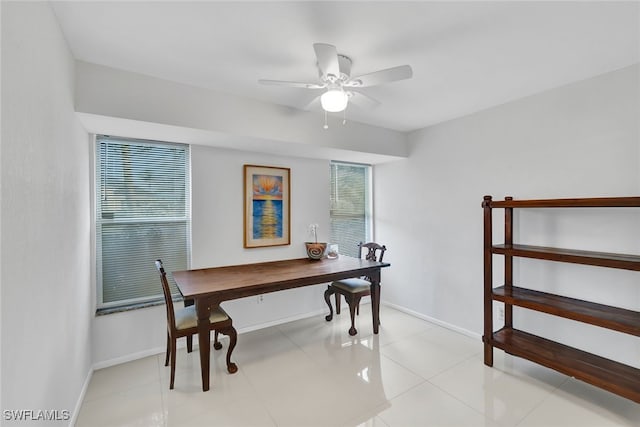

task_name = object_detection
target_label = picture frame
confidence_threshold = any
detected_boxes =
[243,165,291,248]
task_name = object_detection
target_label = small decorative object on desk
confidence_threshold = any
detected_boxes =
[327,244,339,259]
[305,223,327,260]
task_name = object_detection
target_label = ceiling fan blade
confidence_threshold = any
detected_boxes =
[258,79,325,89]
[345,65,413,88]
[313,43,340,79]
[347,90,381,110]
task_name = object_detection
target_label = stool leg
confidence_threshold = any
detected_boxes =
[324,286,335,321]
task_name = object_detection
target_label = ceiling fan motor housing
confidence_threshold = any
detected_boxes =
[319,54,352,83]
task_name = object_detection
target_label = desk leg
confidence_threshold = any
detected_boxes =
[184,298,194,353]
[370,270,381,334]
[195,301,211,392]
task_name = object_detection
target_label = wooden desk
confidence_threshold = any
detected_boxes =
[172,256,390,391]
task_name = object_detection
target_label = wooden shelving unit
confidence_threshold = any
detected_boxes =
[482,195,640,403]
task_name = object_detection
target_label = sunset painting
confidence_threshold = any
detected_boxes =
[252,174,283,239]
[244,165,290,248]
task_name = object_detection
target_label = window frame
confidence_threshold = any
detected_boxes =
[93,135,191,311]
[329,161,373,258]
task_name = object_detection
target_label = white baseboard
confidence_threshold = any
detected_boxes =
[93,346,166,371]
[70,367,93,426]
[381,301,482,340]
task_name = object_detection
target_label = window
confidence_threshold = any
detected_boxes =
[329,161,372,258]
[95,135,190,309]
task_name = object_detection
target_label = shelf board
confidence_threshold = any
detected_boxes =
[493,286,640,336]
[490,328,640,403]
[489,197,640,208]
[492,244,640,271]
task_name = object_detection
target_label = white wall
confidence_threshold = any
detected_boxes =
[375,64,640,367]
[92,146,331,365]
[1,1,92,422]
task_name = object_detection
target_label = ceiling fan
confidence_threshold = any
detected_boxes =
[259,43,413,116]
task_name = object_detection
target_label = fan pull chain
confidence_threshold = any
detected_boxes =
[324,110,328,129]
[342,108,347,125]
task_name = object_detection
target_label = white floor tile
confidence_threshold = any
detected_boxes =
[167,398,276,427]
[77,307,637,427]
[76,382,164,427]
[377,381,500,427]
[380,331,478,380]
[430,352,568,427]
[349,415,391,427]
[517,378,640,427]
[84,355,161,402]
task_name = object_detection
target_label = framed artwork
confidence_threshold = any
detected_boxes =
[243,165,291,248]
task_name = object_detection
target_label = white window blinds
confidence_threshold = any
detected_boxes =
[330,162,372,258]
[95,136,190,308]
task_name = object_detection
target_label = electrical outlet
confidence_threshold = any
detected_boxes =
[498,307,505,321]
[257,295,264,304]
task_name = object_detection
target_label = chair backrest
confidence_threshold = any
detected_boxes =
[358,242,387,262]
[155,259,176,330]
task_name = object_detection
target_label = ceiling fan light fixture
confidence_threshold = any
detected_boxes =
[320,88,348,112]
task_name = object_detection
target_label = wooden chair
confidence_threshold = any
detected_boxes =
[155,259,238,389]
[324,242,387,335]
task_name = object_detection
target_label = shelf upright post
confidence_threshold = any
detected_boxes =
[504,196,514,328]
[482,195,494,366]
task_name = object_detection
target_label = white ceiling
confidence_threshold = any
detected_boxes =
[51,1,640,133]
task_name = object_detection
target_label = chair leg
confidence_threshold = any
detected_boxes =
[335,293,341,314]
[221,326,238,374]
[186,335,193,353]
[347,296,361,336]
[213,330,222,350]
[377,287,381,326]
[169,337,177,389]
[324,286,335,321]
[164,332,170,367]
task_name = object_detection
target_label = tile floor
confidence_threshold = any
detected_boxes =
[76,306,640,426]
